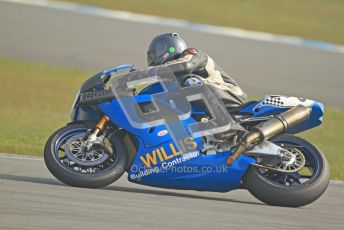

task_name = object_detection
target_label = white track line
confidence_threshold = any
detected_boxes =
[1,0,344,54]
[0,153,43,161]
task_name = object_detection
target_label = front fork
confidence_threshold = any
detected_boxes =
[85,115,110,150]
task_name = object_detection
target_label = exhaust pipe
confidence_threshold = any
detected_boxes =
[226,105,311,165]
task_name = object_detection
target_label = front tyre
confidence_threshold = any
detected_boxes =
[44,122,128,188]
[243,134,330,207]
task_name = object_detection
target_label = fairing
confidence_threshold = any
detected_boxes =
[98,66,253,192]
[77,65,324,192]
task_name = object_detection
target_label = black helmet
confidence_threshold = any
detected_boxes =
[147,33,187,66]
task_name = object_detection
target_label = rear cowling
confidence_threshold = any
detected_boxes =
[239,95,324,133]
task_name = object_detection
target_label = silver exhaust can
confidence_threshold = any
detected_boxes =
[254,105,312,141]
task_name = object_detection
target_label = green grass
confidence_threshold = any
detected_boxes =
[0,57,92,155]
[0,57,343,179]
[300,112,344,180]
[64,0,344,44]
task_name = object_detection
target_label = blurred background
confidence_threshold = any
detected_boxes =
[0,0,343,179]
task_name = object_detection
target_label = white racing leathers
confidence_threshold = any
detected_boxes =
[157,48,248,110]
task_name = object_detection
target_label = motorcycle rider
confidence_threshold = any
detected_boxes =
[146,33,248,141]
[147,33,247,110]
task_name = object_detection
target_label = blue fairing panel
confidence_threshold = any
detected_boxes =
[127,138,255,192]
[98,95,255,192]
[98,99,175,147]
[98,93,207,147]
[240,101,289,117]
[139,82,164,95]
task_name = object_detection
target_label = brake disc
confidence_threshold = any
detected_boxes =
[64,133,109,166]
[253,148,306,173]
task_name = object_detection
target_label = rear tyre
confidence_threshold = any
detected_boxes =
[243,134,330,207]
[44,122,128,188]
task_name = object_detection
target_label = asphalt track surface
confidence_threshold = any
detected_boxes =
[0,1,344,108]
[0,2,344,229]
[0,153,343,230]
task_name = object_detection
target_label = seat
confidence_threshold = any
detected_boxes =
[227,100,257,114]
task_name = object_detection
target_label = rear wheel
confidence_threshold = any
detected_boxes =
[44,122,128,188]
[243,134,330,207]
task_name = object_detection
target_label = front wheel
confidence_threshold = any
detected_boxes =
[44,122,128,188]
[242,134,330,207]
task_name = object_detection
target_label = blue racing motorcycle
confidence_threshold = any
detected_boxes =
[44,65,330,207]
